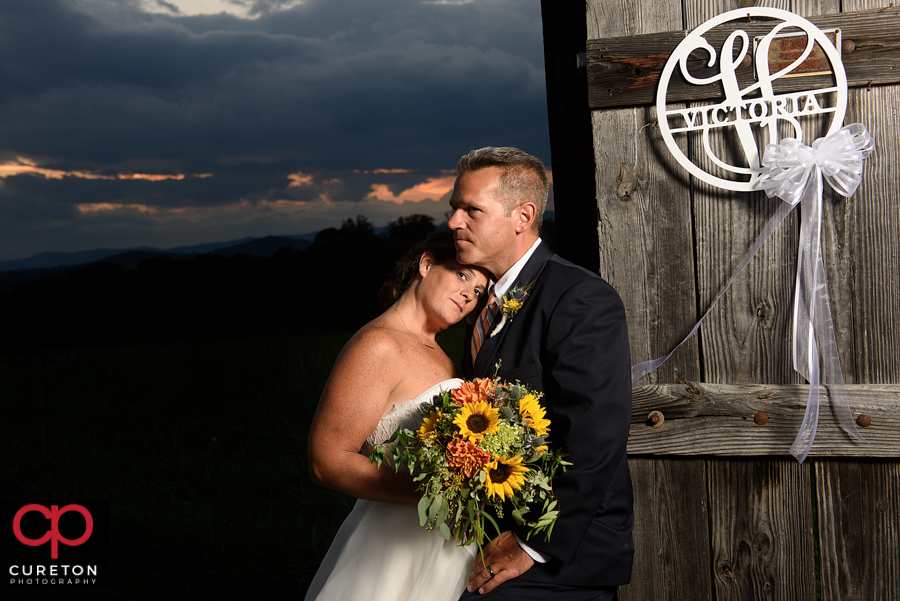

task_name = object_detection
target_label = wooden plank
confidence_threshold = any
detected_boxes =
[708,458,817,600]
[815,460,900,601]
[586,4,712,601]
[629,382,900,456]
[686,4,801,386]
[839,83,900,384]
[588,1,701,386]
[816,0,900,597]
[620,457,712,601]
[690,146,802,384]
[587,7,900,108]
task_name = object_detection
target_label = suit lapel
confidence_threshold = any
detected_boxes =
[474,243,553,376]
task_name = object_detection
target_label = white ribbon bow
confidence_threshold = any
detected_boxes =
[760,124,873,204]
[760,124,873,461]
[631,124,874,462]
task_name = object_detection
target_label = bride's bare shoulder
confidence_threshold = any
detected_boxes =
[337,319,403,364]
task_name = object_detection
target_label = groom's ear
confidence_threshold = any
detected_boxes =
[513,202,537,234]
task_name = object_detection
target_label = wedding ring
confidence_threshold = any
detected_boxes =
[487,566,495,578]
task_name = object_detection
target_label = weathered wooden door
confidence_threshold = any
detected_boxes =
[542,1,899,599]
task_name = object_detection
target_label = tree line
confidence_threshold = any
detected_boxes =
[0,215,555,352]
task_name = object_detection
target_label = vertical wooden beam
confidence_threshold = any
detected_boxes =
[540,0,600,272]
[816,1,900,599]
[582,2,710,601]
[708,458,817,600]
[686,0,799,385]
[816,460,900,601]
[685,2,817,599]
[588,1,701,385]
[626,456,713,601]
[838,84,900,384]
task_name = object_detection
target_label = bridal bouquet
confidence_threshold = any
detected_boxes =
[369,371,569,547]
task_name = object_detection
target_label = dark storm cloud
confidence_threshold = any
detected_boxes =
[1,0,547,171]
[0,0,550,261]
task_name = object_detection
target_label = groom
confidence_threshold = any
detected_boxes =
[449,147,634,600]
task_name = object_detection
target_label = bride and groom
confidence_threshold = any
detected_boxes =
[306,147,634,600]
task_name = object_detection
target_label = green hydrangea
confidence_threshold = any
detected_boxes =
[479,422,525,457]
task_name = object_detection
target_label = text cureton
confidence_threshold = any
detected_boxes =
[8,565,97,576]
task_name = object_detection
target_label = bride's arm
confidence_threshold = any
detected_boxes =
[307,327,420,505]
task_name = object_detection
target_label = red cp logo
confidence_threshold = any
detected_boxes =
[12,504,94,559]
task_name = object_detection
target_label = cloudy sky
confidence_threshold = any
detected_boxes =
[0,0,552,262]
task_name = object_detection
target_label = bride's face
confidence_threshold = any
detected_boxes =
[419,256,489,327]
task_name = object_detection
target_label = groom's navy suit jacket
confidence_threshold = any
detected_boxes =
[463,242,634,588]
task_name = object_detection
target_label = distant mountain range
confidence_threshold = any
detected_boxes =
[0,211,555,289]
[0,233,322,293]
[0,233,319,273]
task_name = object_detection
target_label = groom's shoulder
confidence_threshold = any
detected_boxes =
[544,252,613,289]
[540,253,625,308]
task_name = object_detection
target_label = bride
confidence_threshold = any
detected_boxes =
[305,230,489,601]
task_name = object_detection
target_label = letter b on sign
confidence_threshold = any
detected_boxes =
[13,504,93,559]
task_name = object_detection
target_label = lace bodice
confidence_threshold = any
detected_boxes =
[361,378,462,455]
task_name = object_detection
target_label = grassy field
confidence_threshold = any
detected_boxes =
[1,325,465,600]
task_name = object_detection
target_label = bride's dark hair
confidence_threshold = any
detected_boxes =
[379,229,458,308]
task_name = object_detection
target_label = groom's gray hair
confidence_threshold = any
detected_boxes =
[455,146,549,233]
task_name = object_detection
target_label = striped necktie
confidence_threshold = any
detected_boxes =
[471,291,498,366]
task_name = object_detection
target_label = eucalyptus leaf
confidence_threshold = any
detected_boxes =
[427,496,442,521]
[436,497,449,525]
[418,496,430,527]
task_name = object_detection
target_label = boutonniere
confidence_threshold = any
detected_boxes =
[490,282,533,337]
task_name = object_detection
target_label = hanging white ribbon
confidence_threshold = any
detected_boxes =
[761,123,873,461]
[631,124,874,462]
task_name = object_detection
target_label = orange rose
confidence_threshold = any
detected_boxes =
[450,378,496,406]
[446,438,491,478]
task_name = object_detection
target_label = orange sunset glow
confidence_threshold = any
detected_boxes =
[0,157,195,183]
[365,175,456,205]
[77,202,161,214]
[288,171,314,187]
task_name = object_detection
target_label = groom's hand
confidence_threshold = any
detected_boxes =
[466,531,534,594]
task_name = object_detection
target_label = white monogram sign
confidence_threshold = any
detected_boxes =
[656,7,847,191]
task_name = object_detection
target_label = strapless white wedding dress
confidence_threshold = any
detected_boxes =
[305,378,476,601]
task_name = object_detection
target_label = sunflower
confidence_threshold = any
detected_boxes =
[519,394,550,437]
[453,401,500,442]
[451,378,496,406]
[418,409,442,442]
[484,455,529,500]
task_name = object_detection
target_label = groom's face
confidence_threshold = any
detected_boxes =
[447,167,517,279]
